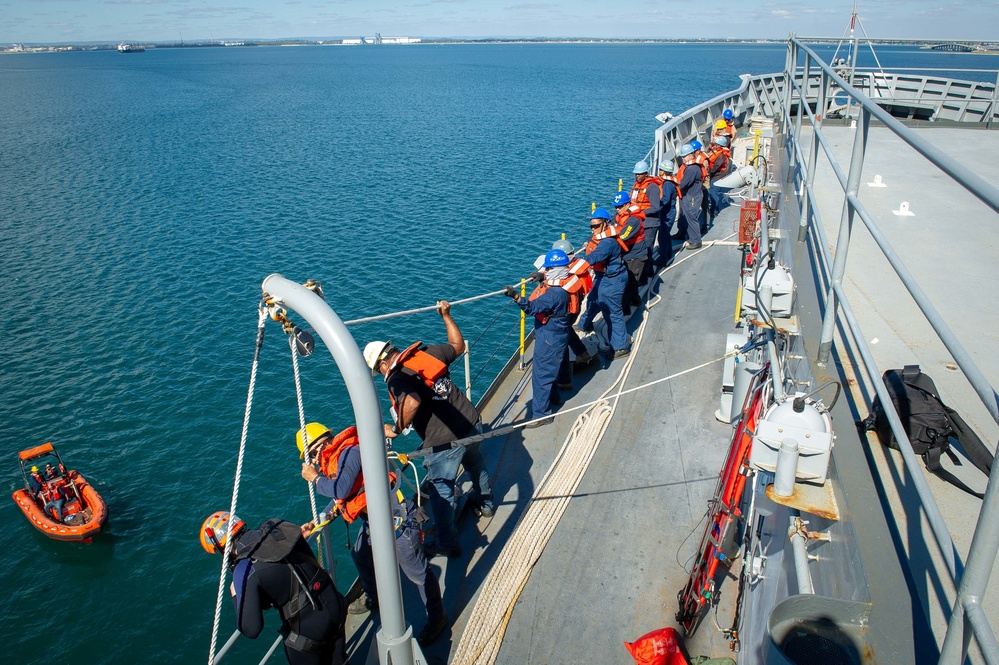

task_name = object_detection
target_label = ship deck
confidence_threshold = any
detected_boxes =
[803,123,999,658]
[343,123,999,665]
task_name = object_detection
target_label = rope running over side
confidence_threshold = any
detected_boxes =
[207,307,267,665]
[452,238,728,664]
[289,335,322,536]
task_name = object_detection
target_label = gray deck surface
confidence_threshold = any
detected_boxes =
[422,216,749,664]
[342,221,743,663]
[804,123,999,656]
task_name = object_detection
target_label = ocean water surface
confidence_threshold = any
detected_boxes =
[2,42,989,663]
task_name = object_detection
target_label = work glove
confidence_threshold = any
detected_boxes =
[503,285,519,299]
[528,271,545,283]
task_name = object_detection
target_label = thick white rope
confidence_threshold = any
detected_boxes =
[208,307,268,665]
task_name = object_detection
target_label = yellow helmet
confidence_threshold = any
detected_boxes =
[200,510,244,554]
[30,465,39,473]
[715,119,727,130]
[296,422,332,459]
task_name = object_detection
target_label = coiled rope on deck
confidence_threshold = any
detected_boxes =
[207,307,268,665]
[452,234,737,664]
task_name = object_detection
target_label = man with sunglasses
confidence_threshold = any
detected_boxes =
[577,208,631,359]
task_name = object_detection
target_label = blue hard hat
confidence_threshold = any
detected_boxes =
[679,143,696,157]
[591,207,611,221]
[691,140,703,151]
[612,191,631,207]
[542,249,570,268]
[633,160,649,174]
[723,109,734,120]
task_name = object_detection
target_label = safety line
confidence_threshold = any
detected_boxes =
[208,307,267,665]
[342,288,509,326]
[403,351,735,460]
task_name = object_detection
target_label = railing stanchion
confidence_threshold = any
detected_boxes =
[464,347,472,402]
[518,281,526,370]
[817,105,868,366]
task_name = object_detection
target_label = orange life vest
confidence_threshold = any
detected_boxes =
[677,162,703,187]
[707,146,731,177]
[615,205,646,249]
[693,151,709,178]
[528,265,589,324]
[386,341,448,407]
[630,175,664,212]
[585,226,629,273]
[662,173,682,200]
[316,425,398,523]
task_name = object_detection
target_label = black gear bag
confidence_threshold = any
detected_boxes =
[862,365,994,498]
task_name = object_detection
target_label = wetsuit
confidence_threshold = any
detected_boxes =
[231,521,348,665]
[514,284,571,418]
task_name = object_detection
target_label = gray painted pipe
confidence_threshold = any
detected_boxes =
[261,274,416,665]
[774,438,800,497]
[788,513,814,595]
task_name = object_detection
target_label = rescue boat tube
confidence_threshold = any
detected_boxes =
[12,471,107,543]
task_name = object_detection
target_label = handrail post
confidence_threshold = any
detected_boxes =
[798,65,824,242]
[518,281,527,370]
[464,347,473,401]
[941,449,999,663]
[261,274,416,665]
[793,56,810,239]
[817,106,869,366]
[783,37,795,132]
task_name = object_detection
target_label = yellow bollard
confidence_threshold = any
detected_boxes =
[752,129,762,161]
[518,279,527,369]
[734,284,744,324]
[591,202,596,214]
[618,178,623,192]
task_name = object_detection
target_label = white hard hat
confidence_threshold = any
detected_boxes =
[363,340,392,375]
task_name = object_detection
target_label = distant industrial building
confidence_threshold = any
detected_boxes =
[341,34,420,45]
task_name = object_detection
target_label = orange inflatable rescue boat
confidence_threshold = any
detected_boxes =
[12,442,107,543]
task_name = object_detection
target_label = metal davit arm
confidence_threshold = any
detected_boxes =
[261,274,416,665]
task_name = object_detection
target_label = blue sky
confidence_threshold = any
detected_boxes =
[1,1,994,44]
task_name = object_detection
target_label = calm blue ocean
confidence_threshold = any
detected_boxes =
[1,42,993,663]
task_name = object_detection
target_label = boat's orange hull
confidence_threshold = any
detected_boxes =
[12,470,107,543]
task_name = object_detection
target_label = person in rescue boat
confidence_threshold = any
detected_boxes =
[577,208,631,359]
[655,161,680,268]
[677,143,705,250]
[200,511,349,665]
[28,465,45,498]
[503,249,574,425]
[37,463,67,521]
[706,135,733,220]
[364,301,494,560]
[612,191,648,316]
[298,424,449,648]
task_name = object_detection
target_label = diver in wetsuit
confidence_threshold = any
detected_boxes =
[200,511,349,665]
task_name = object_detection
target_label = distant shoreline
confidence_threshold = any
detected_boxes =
[4,37,998,55]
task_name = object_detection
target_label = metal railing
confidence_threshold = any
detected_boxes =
[783,37,999,664]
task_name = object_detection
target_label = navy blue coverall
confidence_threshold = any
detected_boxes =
[656,179,678,267]
[679,162,704,245]
[515,284,571,418]
[579,237,629,352]
[314,446,445,626]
